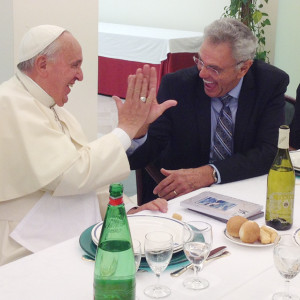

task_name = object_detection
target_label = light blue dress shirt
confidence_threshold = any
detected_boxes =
[210,78,244,182]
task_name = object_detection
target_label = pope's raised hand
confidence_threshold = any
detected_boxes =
[113,65,177,139]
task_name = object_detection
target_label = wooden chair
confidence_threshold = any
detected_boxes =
[135,163,164,206]
[284,94,296,125]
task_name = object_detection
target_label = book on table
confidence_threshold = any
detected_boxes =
[290,150,300,176]
[180,191,264,223]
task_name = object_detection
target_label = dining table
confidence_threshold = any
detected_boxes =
[98,22,203,98]
[0,174,299,300]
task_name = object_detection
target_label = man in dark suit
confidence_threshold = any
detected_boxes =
[290,84,300,149]
[128,18,289,204]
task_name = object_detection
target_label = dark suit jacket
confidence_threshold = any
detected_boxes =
[129,60,289,203]
[290,84,300,149]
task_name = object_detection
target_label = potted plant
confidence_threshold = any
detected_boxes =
[222,0,271,62]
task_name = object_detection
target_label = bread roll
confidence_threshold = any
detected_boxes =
[226,216,248,237]
[239,221,260,243]
[259,225,278,244]
[259,228,271,244]
[172,213,182,221]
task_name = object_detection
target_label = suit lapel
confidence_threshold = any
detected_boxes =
[194,80,212,158]
[234,67,256,151]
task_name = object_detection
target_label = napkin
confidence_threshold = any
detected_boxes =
[10,191,101,253]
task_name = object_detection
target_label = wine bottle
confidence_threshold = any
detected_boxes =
[265,125,295,230]
[94,183,135,300]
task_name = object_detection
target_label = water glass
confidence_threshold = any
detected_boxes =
[144,231,173,298]
[273,234,300,300]
[182,221,213,290]
[132,239,142,272]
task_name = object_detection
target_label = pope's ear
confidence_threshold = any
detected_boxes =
[34,55,48,77]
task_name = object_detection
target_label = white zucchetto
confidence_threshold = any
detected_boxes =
[18,25,66,63]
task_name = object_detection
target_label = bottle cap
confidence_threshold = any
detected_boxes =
[109,183,124,205]
[109,183,123,198]
[278,125,290,149]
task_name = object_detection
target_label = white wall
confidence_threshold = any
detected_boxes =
[274,0,300,98]
[6,0,99,141]
[263,0,279,65]
[0,0,14,83]
[99,0,228,32]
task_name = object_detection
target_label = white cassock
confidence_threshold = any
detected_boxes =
[0,70,132,265]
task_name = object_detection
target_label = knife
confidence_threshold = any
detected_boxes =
[170,246,227,277]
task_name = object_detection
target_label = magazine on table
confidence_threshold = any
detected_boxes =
[290,150,300,176]
[180,191,264,223]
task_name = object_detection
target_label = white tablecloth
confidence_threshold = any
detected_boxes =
[98,22,203,64]
[0,175,300,299]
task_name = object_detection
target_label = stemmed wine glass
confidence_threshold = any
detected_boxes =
[132,239,142,272]
[144,231,174,298]
[182,221,213,290]
[273,234,300,300]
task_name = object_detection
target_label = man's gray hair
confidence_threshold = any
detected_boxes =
[17,32,65,72]
[203,18,257,62]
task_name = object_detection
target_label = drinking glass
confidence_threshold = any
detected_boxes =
[132,239,142,272]
[273,234,300,300]
[144,231,173,298]
[182,221,213,290]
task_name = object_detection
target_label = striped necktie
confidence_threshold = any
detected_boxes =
[212,94,233,161]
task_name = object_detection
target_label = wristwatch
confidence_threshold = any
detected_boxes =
[212,168,218,183]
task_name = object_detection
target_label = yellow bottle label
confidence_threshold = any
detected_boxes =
[266,192,294,222]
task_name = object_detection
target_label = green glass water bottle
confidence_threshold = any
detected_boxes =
[265,125,295,230]
[94,183,136,300]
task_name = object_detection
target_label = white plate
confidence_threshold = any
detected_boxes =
[224,228,276,248]
[91,215,185,256]
[293,228,300,246]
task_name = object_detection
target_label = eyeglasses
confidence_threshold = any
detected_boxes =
[193,56,245,76]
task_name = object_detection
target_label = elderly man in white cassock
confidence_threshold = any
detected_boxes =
[0,25,177,265]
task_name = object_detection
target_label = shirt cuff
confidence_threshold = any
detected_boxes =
[111,128,131,151]
[124,202,138,212]
[127,134,147,156]
[209,164,221,184]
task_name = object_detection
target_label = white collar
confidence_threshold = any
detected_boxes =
[16,69,56,108]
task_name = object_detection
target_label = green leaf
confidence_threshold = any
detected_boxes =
[261,19,271,27]
[230,4,239,16]
[253,10,263,24]
[255,51,267,62]
[221,0,270,62]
